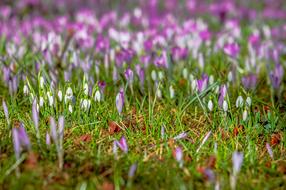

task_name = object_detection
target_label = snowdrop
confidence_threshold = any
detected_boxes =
[39,96,44,107]
[80,99,91,111]
[65,87,73,102]
[83,83,89,95]
[151,70,157,81]
[68,104,73,113]
[182,68,188,79]
[39,76,45,89]
[47,91,54,106]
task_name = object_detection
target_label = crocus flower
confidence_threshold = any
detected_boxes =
[241,74,257,90]
[197,74,208,93]
[232,151,243,175]
[115,88,124,114]
[128,163,138,178]
[173,147,183,168]
[12,124,31,160]
[173,132,187,140]
[115,136,128,153]
[270,64,284,89]
[224,43,240,59]
[218,85,227,107]
[235,96,244,108]
[125,68,134,84]
[266,143,274,160]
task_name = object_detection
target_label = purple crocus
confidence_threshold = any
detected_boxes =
[232,151,243,175]
[125,68,134,84]
[266,143,274,160]
[218,85,227,107]
[12,124,31,160]
[135,64,145,87]
[115,88,124,114]
[270,64,284,89]
[197,74,209,92]
[241,73,257,90]
[173,132,187,140]
[173,147,183,167]
[2,100,9,125]
[223,43,240,59]
[128,163,138,178]
[115,136,128,153]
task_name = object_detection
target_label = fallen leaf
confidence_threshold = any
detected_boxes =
[277,161,286,174]
[233,125,244,136]
[108,121,121,134]
[74,134,92,145]
[100,181,114,190]
[24,152,38,170]
[270,133,281,146]
[207,155,216,169]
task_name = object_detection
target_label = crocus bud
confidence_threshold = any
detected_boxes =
[223,100,228,112]
[242,110,248,121]
[115,136,128,153]
[235,96,244,108]
[169,85,175,99]
[232,151,243,175]
[46,132,51,147]
[68,104,73,113]
[208,100,213,111]
[94,90,101,102]
[23,85,29,95]
[173,147,183,168]
[58,90,63,102]
[246,97,251,107]
[116,88,124,114]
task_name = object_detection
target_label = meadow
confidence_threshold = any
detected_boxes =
[0,0,285,189]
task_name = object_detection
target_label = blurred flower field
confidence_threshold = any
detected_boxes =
[0,0,286,189]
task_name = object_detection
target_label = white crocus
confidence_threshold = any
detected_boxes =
[68,104,73,113]
[23,85,29,95]
[169,85,175,99]
[151,70,157,81]
[58,90,63,102]
[83,83,89,95]
[223,100,228,112]
[208,100,213,111]
[65,87,73,102]
[94,90,101,102]
[39,96,44,107]
[242,110,248,121]
[235,96,244,108]
[246,97,252,107]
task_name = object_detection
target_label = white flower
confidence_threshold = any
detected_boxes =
[169,85,175,99]
[58,90,63,102]
[223,100,228,112]
[80,99,91,110]
[47,92,54,106]
[151,70,157,81]
[182,68,188,79]
[39,77,45,89]
[156,89,162,99]
[242,110,248,121]
[158,71,164,80]
[94,90,101,102]
[208,100,213,111]
[235,96,244,108]
[83,83,89,95]
[228,71,233,82]
[68,104,73,113]
[246,97,252,107]
[23,85,29,95]
[65,87,73,102]
[39,96,44,107]
[209,75,214,85]
[191,79,197,92]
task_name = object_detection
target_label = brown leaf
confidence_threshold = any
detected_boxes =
[24,152,38,170]
[270,133,281,146]
[179,79,187,87]
[233,125,244,136]
[207,155,216,169]
[74,134,92,145]
[108,121,121,135]
[100,181,114,190]
[277,161,286,174]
